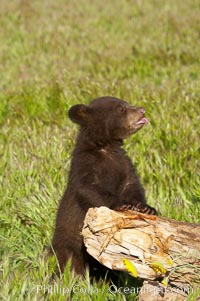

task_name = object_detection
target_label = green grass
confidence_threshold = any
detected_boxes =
[0,0,199,300]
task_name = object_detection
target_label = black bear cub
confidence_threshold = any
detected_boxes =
[52,96,157,276]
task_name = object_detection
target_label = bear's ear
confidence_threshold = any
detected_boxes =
[68,104,90,125]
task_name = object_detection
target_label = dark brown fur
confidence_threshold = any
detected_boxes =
[51,96,157,276]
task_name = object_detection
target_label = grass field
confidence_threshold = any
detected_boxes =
[0,0,200,300]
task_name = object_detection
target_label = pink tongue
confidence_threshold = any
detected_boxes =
[137,117,149,125]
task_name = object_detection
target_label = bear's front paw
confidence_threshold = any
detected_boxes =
[115,204,134,212]
[114,203,157,215]
[132,203,158,215]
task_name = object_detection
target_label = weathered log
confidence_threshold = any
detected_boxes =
[82,206,200,300]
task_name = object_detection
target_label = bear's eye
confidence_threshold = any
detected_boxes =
[118,105,127,113]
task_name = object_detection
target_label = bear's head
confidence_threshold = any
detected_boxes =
[68,96,148,145]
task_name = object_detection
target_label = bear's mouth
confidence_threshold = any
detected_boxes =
[136,117,149,125]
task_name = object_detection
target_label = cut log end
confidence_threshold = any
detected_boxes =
[82,206,200,300]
